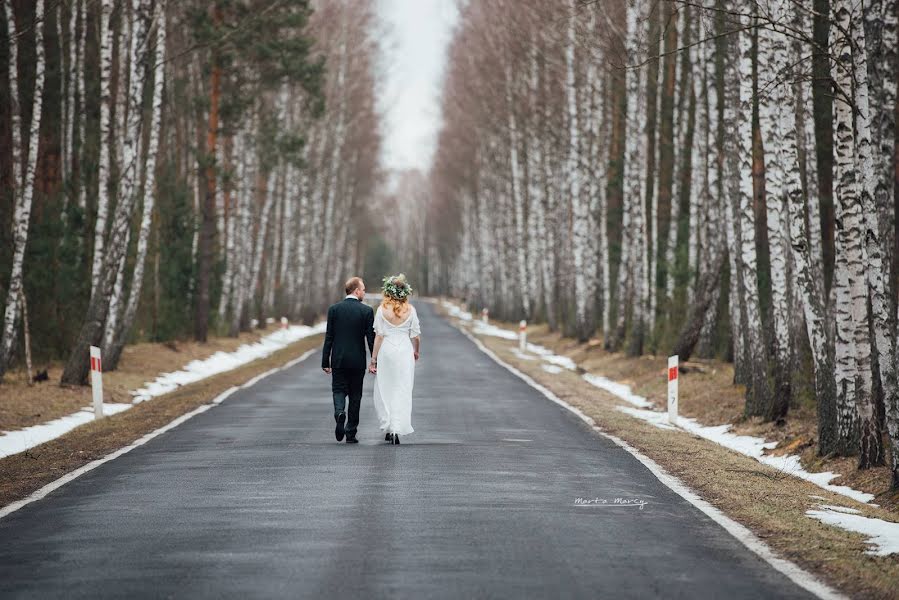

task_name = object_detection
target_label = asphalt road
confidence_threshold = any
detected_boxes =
[0,301,816,599]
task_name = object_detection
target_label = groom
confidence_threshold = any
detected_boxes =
[322,277,375,443]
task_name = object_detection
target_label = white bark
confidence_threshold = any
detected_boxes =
[567,1,589,337]
[0,0,45,377]
[91,0,116,296]
[759,2,793,412]
[735,8,772,415]
[831,0,863,452]
[851,7,889,466]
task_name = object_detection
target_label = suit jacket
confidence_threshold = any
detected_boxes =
[322,298,375,370]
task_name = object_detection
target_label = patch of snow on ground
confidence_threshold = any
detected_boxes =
[583,374,653,408]
[541,364,564,374]
[616,406,676,430]
[472,321,518,340]
[511,349,535,361]
[441,300,473,321]
[616,405,875,504]
[807,507,899,556]
[0,404,132,459]
[131,323,326,403]
[525,343,576,370]
[817,504,861,515]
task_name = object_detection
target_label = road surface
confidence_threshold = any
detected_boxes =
[0,301,815,599]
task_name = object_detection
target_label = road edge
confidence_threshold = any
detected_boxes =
[454,324,846,600]
[0,348,317,522]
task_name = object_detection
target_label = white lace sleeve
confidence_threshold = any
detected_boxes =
[409,307,421,338]
[374,307,386,336]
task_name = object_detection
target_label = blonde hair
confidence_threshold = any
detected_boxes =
[381,274,412,317]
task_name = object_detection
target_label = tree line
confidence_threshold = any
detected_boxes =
[426,0,899,488]
[0,1,380,384]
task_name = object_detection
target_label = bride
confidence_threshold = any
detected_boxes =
[369,274,420,445]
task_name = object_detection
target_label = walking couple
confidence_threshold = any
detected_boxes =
[321,274,421,444]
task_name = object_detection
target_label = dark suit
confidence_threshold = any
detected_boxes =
[322,297,375,437]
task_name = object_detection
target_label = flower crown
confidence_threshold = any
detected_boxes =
[382,274,413,301]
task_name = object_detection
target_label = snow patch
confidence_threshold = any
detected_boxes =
[0,403,132,459]
[130,323,325,403]
[616,406,677,430]
[472,321,518,340]
[617,405,875,504]
[525,343,576,370]
[511,348,535,361]
[441,300,473,321]
[584,373,653,408]
[816,505,861,515]
[541,364,564,374]
[807,507,899,556]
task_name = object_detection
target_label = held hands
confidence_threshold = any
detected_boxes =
[322,367,332,374]
[369,359,377,374]
[414,351,420,362]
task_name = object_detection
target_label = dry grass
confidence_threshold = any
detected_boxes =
[0,327,276,431]
[0,334,323,508]
[437,303,899,599]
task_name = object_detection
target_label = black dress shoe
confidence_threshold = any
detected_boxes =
[345,436,359,444]
[385,433,392,442]
[335,413,346,441]
[392,434,400,445]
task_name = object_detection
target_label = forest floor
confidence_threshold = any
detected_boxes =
[435,299,899,600]
[0,331,324,508]
[0,327,281,432]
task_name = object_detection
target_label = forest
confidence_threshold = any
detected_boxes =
[2,0,899,490]
[0,0,379,383]
[425,0,899,488]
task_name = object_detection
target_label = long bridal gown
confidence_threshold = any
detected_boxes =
[373,305,420,436]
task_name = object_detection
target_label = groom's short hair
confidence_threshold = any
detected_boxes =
[345,277,364,295]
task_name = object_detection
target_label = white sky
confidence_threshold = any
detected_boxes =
[375,0,459,176]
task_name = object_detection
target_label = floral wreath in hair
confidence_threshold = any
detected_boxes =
[382,273,413,301]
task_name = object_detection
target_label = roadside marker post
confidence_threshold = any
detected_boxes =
[667,355,678,425]
[482,308,489,324]
[519,320,527,352]
[281,316,288,330]
[89,346,104,419]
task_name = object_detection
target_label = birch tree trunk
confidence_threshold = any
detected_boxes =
[567,1,589,340]
[105,1,167,372]
[735,10,773,416]
[0,0,45,380]
[91,0,115,297]
[850,8,890,468]
[758,5,792,419]
[831,0,866,455]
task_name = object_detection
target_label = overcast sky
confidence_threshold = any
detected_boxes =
[375,0,459,176]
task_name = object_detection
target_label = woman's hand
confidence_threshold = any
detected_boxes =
[413,351,420,361]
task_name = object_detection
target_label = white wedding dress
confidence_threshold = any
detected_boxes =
[372,305,420,436]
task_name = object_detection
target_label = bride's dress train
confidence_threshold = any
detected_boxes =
[373,305,420,436]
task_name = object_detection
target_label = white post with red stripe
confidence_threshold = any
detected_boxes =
[280,316,288,330]
[667,355,678,425]
[481,308,489,324]
[519,320,527,352]
[89,345,105,418]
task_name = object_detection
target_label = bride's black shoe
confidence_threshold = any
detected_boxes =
[392,433,400,445]
[385,433,392,442]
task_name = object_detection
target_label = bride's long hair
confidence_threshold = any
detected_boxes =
[381,274,413,318]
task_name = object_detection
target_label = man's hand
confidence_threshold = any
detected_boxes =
[323,367,332,374]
